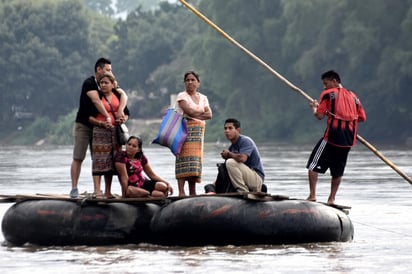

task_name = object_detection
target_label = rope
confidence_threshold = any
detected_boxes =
[352,219,412,238]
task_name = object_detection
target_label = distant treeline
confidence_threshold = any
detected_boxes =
[0,0,411,145]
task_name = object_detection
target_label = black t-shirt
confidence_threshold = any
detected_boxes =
[75,76,130,128]
[75,76,99,128]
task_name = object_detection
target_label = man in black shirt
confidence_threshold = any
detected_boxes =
[70,58,128,198]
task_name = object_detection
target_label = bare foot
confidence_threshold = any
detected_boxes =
[307,196,316,202]
[93,192,104,199]
[105,193,115,199]
[327,199,335,205]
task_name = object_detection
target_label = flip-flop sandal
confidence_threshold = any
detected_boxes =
[92,193,105,199]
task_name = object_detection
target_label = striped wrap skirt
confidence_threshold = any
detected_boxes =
[175,119,205,182]
[91,126,117,176]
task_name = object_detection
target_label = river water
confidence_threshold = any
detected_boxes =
[0,143,411,273]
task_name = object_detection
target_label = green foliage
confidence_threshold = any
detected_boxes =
[110,2,201,118]
[1,0,412,146]
[0,0,97,123]
[116,0,164,13]
[189,0,412,144]
[47,110,78,145]
[85,0,115,16]
[11,116,53,145]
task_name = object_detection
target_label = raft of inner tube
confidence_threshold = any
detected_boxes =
[1,199,160,246]
[1,195,354,246]
[150,196,353,246]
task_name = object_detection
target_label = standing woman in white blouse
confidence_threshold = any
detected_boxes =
[175,71,212,196]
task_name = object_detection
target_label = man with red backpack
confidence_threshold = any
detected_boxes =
[306,70,366,204]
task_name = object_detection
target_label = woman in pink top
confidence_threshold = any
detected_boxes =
[175,71,212,196]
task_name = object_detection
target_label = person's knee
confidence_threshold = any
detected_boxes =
[225,159,239,177]
[225,158,237,169]
[155,182,168,192]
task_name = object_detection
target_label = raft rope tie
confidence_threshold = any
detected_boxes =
[351,219,412,238]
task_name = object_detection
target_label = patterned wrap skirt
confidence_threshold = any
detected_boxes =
[92,126,117,176]
[175,119,205,182]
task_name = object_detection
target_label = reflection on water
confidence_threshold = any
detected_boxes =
[0,144,411,273]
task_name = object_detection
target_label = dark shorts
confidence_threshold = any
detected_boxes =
[306,138,350,178]
[130,179,156,194]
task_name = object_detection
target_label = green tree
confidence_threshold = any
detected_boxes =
[191,0,313,141]
[2,0,412,145]
[187,0,412,143]
[0,1,94,120]
[110,2,200,118]
[116,0,163,13]
[85,0,115,16]
[0,0,116,143]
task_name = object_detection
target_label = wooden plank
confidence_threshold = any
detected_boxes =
[14,194,73,202]
[0,192,292,204]
[245,193,273,201]
[0,195,17,203]
[35,193,168,204]
[318,201,352,210]
[168,192,281,202]
[36,193,72,199]
[0,193,168,205]
[167,192,246,201]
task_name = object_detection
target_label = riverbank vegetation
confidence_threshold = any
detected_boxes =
[0,0,411,146]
